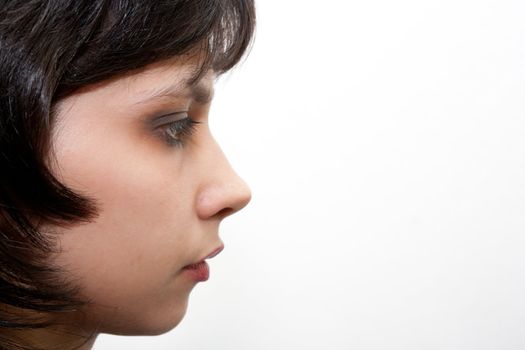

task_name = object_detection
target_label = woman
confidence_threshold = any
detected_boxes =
[0,1,255,349]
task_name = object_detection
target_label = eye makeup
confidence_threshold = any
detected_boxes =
[150,111,201,148]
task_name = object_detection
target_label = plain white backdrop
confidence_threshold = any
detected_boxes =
[96,0,525,349]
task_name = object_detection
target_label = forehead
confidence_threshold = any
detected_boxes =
[55,56,214,112]
[119,57,215,102]
[131,62,215,106]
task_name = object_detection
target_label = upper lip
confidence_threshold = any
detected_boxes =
[184,244,224,268]
[204,243,224,260]
[184,243,225,268]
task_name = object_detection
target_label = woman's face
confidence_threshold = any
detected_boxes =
[45,58,251,336]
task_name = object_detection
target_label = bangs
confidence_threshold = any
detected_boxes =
[55,0,255,99]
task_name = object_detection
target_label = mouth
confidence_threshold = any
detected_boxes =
[182,243,224,282]
[204,244,224,260]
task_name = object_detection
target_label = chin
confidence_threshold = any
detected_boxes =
[90,298,190,336]
[141,307,188,336]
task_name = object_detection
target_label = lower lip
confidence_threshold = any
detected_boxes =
[182,261,209,282]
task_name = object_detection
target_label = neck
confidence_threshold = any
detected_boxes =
[2,325,99,350]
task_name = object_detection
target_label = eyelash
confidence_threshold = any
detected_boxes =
[162,116,201,148]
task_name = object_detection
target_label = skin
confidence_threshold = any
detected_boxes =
[13,56,251,349]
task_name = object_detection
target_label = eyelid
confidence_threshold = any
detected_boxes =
[149,111,188,129]
[163,116,200,148]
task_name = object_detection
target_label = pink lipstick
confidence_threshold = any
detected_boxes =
[205,244,224,259]
[182,261,209,282]
[182,244,224,282]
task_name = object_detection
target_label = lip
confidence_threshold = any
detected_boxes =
[204,243,224,260]
[182,243,224,282]
[182,261,210,282]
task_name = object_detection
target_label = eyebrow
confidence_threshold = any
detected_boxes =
[134,77,214,106]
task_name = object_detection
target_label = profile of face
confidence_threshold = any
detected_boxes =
[44,57,251,336]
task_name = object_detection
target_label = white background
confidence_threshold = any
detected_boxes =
[96,0,525,349]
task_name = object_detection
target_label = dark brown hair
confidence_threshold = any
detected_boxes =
[0,0,255,348]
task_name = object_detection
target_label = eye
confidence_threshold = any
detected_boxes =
[154,112,201,148]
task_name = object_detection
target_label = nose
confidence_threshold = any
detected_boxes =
[195,142,252,221]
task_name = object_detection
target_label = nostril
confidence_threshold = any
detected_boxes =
[196,180,251,220]
[216,207,234,219]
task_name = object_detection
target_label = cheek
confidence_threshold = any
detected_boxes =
[48,121,200,332]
